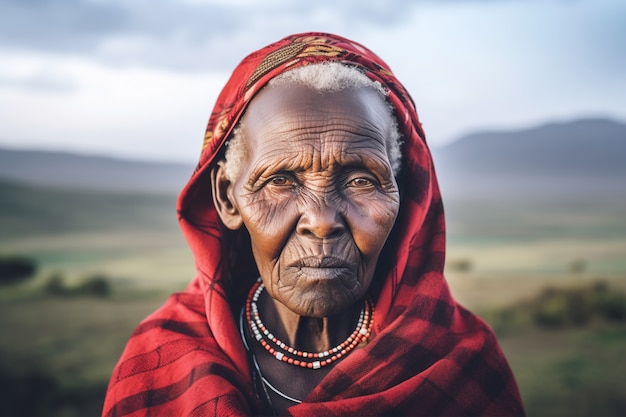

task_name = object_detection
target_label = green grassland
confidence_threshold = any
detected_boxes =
[1,180,625,416]
[0,180,194,289]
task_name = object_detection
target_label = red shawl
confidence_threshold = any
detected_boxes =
[103,33,525,417]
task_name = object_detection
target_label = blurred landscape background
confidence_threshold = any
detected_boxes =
[1,117,625,416]
[1,0,625,416]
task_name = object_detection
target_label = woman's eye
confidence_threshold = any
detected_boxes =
[269,175,290,186]
[347,177,375,188]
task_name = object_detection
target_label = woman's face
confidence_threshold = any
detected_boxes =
[217,84,400,317]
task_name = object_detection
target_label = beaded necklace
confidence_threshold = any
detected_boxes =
[239,307,301,414]
[245,278,374,370]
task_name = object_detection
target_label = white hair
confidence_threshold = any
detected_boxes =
[223,62,403,181]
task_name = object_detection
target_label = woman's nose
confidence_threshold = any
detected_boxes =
[296,201,346,239]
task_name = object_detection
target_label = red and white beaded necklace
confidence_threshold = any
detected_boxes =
[245,278,374,370]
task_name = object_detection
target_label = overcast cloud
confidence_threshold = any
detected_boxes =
[0,0,624,162]
[0,0,419,72]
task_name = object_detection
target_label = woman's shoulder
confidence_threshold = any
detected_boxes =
[102,279,254,417]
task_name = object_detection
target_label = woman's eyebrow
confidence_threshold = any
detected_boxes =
[246,160,304,185]
[337,152,393,173]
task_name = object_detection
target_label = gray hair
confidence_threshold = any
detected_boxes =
[223,62,403,181]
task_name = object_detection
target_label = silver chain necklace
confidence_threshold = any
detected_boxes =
[239,307,303,408]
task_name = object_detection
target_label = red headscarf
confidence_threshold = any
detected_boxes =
[103,33,525,416]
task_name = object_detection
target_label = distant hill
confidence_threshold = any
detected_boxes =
[0,179,179,240]
[431,117,626,200]
[0,149,194,193]
[1,118,624,246]
[432,117,626,177]
[0,117,624,201]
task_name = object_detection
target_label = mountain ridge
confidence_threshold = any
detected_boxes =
[430,117,625,200]
[0,148,194,194]
[432,117,626,177]
[1,117,624,200]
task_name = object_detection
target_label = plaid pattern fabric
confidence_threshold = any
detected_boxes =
[103,33,525,416]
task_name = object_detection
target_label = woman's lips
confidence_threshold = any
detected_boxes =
[292,256,351,268]
[290,256,352,280]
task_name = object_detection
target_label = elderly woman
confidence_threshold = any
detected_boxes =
[103,33,524,416]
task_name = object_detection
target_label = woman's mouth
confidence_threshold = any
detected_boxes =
[293,256,351,269]
[291,256,352,280]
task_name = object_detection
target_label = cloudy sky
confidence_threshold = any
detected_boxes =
[1,0,624,163]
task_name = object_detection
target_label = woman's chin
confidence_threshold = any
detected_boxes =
[280,290,358,318]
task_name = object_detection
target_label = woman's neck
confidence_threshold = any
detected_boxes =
[259,289,362,353]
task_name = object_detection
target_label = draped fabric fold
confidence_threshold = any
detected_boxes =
[103,32,525,417]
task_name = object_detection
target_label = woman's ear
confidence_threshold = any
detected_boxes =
[210,161,244,230]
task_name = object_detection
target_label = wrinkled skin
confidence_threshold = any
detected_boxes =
[211,84,402,412]
[213,84,400,318]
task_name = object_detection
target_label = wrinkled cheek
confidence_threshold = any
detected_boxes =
[248,234,283,279]
[356,210,398,255]
[279,243,308,262]
[373,199,400,226]
[242,203,294,257]
[274,244,308,283]
[242,200,281,230]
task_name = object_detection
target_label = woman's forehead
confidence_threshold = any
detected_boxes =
[242,84,392,147]
[243,135,394,183]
